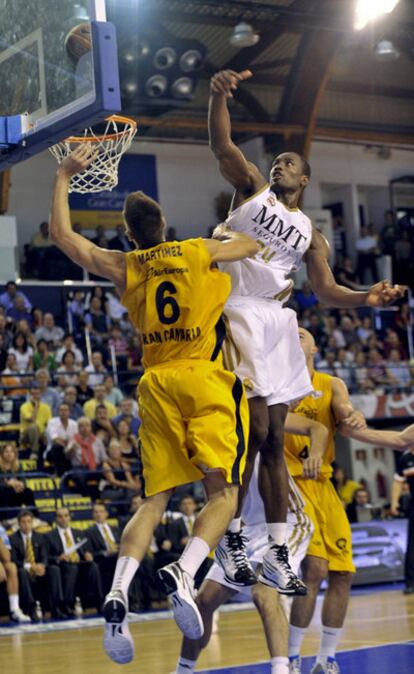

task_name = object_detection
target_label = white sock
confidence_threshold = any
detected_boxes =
[179,537,210,578]
[111,556,139,597]
[267,522,287,546]
[318,625,342,660]
[9,594,19,613]
[228,517,242,533]
[176,656,197,673]
[288,625,306,658]
[271,656,289,674]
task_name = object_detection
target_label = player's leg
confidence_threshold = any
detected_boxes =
[288,555,328,672]
[103,489,172,663]
[252,581,290,674]
[174,579,234,674]
[403,507,414,593]
[0,542,30,623]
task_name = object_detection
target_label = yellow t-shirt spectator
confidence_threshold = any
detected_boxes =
[337,479,362,506]
[83,399,117,420]
[19,400,52,434]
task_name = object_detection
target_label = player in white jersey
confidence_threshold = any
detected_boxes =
[173,411,327,674]
[208,68,405,594]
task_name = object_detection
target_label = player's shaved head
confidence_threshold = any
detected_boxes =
[298,327,317,360]
[123,191,165,249]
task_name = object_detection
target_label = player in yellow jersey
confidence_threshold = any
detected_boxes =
[48,145,258,663]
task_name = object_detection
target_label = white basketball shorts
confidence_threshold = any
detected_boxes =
[222,296,313,406]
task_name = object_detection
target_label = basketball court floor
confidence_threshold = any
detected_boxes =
[1,587,413,674]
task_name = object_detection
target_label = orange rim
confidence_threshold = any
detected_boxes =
[64,114,137,143]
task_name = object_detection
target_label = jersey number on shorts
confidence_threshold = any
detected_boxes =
[299,445,309,460]
[155,281,181,325]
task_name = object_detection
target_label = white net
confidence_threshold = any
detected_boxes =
[49,116,137,194]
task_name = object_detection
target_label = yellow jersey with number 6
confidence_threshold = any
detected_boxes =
[284,371,336,480]
[121,238,231,368]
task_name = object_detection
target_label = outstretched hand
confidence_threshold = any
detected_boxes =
[58,144,98,178]
[210,69,253,98]
[366,280,406,307]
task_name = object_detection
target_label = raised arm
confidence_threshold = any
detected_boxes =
[204,230,259,263]
[209,69,266,200]
[49,146,126,295]
[305,229,405,308]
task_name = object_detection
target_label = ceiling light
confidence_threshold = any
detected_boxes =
[171,77,193,99]
[145,75,168,97]
[179,49,204,72]
[354,0,401,31]
[374,39,399,61]
[153,47,177,70]
[230,22,260,48]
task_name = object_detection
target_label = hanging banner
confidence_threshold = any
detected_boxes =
[69,154,158,230]
[350,392,414,420]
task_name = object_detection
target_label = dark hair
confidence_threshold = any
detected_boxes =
[62,349,75,364]
[18,509,34,522]
[179,494,196,505]
[123,191,163,248]
[5,281,16,289]
[13,331,28,352]
[301,156,311,178]
[95,404,107,412]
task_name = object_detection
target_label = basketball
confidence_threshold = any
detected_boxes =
[65,22,92,61]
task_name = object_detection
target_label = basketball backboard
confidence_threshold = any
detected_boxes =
[0,0,121,170]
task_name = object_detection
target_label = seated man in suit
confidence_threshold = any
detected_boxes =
[46,507,103,614]
[10,510,64,620]
[87,503,120,594]
[0,532,30,622]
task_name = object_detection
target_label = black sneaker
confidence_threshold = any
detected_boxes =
[215,530,257,587]
[259,543,307,595]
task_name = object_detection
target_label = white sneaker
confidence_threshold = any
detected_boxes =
[103,589,134,664]
[259,543,307,595]
[311,657,340,673]
[289,656,302,673]
[11,608,31,624]
[157,562,204,639]
[215,530,257,586]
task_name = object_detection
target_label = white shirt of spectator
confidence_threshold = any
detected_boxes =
[84,364,107,387]
[97,523,116,550]
[57,526,75,553]
[56,345,84,366]
[35,325,65,346]
[356,235,377,252]
[46,417,78,454]
[106,293,126,321]
[8,346,33,371]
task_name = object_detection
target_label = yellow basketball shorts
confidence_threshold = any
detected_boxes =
[137,360,249,497]
[293,477,355,573]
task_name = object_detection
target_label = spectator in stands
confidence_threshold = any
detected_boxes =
[115,417,140,464]
[394,230,412,286]
[295,281,319,313]
[7,296,33,325]
[31,307,43,332]
[28,222,55,273]
[0,535,30,622]
[65,416,107,473]
[85,296,110,345]
[90,225,109,247]
[85,351,107,387]
[87,503,120,594]
[380,209,397,257]
[0,314,11,349]
[332,466,362,506]
[386,349,411,389]
[119,494,143,532]
[46,507,102,615]
[166,226,178,241]
[335,349,353,390]
[108,223,134,251]
[335,256,361,290]
[367,349,389,388]
[0,281,32,313]
[383,329,408,360]
[76,370,94,406]
[45,403,78,475]
[92,404,117,447]
[332,215,347,256]
[56,350,80,388]
[33,339,57,373]
[346,488,373,523]
[178,494,197,541]
[11,510,64,621]
[56,334,83,367]
[99,439,141,502]
[154,512,187,571]
[103,374,123,407]
[59,386,84,421]
[19,385,52,461]
[356,316,374,344]
[68,290,86,332]
[108,325,129,360]
[84,384,117,420]
[0,334,7,371]
[35,368,60,412]
[15,318,36,348]
[340,315,357,347]
[126,334,143,384]
[317,350,337,376]
[0,442,36,512]
[1,352,28,397]
[106,294,127,324]
[8,332,33,372]
[354,352,369,392]
[35,313,64,348]
[355,225,379,284]
[112,397,140,436]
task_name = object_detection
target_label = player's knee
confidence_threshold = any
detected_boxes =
[249,420,269,450]
[4,561,16,577]
[0,564,6,584]
[304,560,328,586]
[252,585,277,616]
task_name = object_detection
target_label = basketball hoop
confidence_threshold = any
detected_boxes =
[49,115,137,193]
